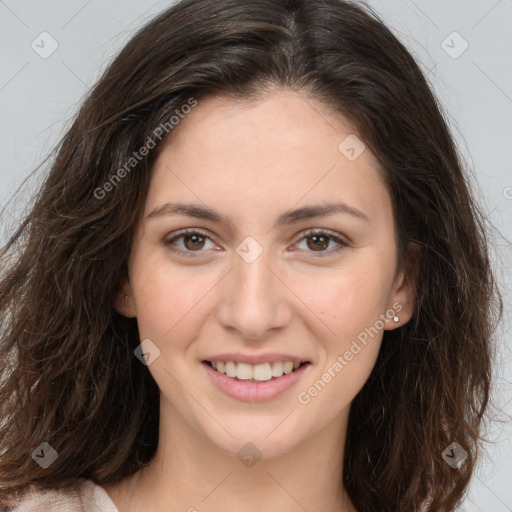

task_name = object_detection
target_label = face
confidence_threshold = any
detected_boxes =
[115,89,414,458]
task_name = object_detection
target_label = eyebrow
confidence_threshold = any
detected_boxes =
[146,201,369,227]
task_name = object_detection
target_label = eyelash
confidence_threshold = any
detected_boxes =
[163,228,350,258]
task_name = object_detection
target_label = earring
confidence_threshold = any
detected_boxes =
[393,315,399,326]
[124,295,129,302]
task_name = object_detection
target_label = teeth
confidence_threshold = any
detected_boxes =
[225,361,237,378]
[236,362,253,380]
[283,362,294,374]
[271,361,283,377]
[210,360,304,381]
[253,363,272,381]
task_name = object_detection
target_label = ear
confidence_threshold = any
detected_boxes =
[385,243,419,330]
[113,276,137,318]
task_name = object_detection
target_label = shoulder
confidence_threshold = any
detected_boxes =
[4,478,118,512]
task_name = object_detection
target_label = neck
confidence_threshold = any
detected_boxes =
[104,399,357,512]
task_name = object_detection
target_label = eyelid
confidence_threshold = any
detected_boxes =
[290,228,350,257]
[292,228,350,246]
[163,228,218,257]
[164,227,350,257]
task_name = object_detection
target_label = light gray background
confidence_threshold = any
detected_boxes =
[1,1,511,510]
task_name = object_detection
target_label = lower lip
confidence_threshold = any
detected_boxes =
[202,362,311,402]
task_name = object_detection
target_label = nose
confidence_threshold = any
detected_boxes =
[214,245,292,340]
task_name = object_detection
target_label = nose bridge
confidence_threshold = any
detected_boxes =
[235,247,274,305]
[216,236,290,338]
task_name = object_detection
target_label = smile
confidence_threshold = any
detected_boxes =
[201,360,312,402]
[205,360,309,382]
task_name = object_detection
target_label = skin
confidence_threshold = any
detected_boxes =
[106,88,415,512]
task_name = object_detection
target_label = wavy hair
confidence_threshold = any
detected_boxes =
[0,0,502,510]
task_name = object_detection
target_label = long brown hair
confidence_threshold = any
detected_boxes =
[0,0,502,510]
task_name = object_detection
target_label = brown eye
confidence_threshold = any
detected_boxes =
[182,233,206,251]
[164,229,216,256]
[306,234,330,251]
[294,229,349,257]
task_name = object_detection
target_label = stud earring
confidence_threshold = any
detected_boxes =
[393,315,399,326]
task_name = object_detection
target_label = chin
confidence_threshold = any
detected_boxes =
[200,414,305,460]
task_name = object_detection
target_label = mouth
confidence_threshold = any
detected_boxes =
[201,360,311,383]
[201,359,312,402]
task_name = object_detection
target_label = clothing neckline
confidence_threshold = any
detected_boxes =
[79,478,119,512]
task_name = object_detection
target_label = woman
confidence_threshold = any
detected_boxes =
[0,0,502,510]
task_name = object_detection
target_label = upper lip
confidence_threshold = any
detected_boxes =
[203,352,311,365]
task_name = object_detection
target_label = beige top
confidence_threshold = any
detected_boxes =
[7,478,119,511]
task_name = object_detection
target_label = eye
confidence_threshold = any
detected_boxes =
[163,229,218,257]
[292,229,349,257]
[163,228,350,258]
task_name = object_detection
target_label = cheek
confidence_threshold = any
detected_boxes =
[131,257,212,343]
[294,269,387,413]
[309,343,381,416]
[292,258,393,342]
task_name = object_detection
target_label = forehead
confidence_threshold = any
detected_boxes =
[145,90,391,230]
